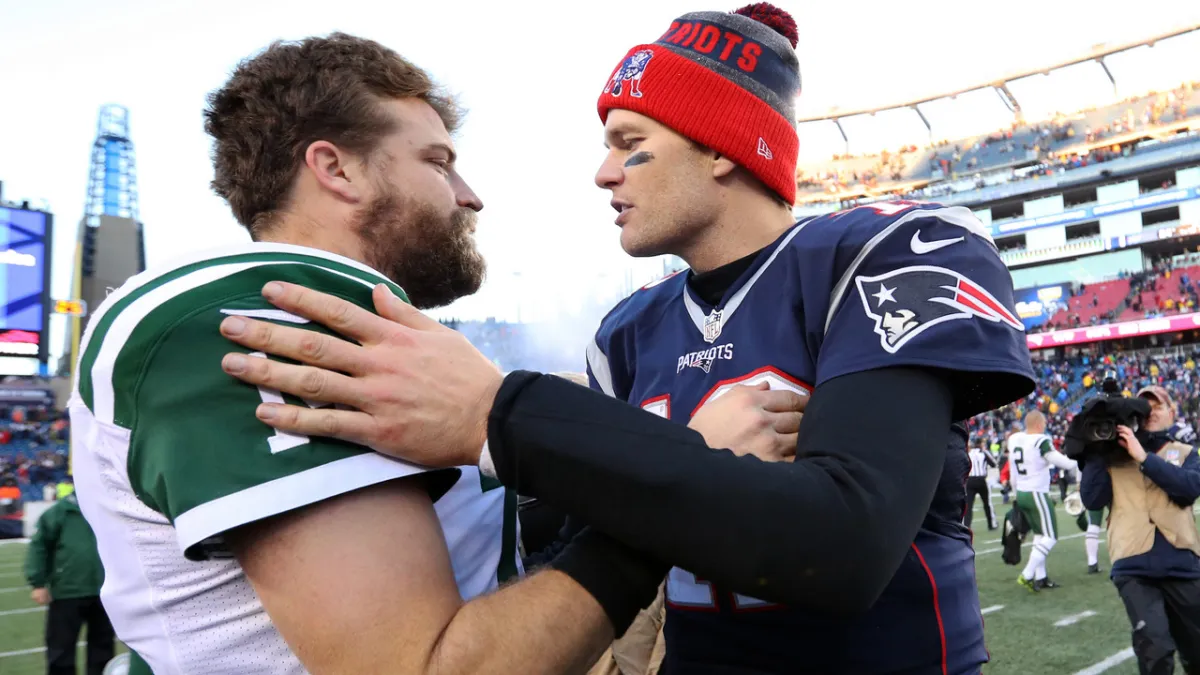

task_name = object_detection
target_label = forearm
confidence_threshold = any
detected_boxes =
[431,570,611,675]
[488,368,952,614]
[1045,449,1078,473]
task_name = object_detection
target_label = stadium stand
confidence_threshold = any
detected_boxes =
[1030,252,1200,333]
[968,344,1200,457]
[797,81,1200,206]
[0,381,70,504]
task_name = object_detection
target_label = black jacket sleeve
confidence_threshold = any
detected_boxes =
[487,366,953,615]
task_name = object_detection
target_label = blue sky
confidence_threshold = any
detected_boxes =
[1,0,1197,369]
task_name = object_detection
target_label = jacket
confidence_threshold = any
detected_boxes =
[1081,441,1200,579]
[24,493,105,600]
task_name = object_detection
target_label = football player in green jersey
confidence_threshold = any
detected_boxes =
[70,33,801,675]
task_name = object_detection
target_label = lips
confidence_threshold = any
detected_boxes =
[612,200,633,226]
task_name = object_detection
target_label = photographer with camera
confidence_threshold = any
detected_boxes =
[1077,384,1200,674]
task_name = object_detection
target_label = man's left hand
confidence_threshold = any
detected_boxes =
[1117,425,1148,463]
[219,282,501,467]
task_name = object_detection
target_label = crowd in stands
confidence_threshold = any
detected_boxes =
[0,402,70,505]
[1033,251,1200,333]
[968,345,1200,461]
[797,81,1200,202]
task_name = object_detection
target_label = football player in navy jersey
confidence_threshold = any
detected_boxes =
[216,4,1036,674]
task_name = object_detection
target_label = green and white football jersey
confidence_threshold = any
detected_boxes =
[68,242,521,675]
[1007,431,1054,493]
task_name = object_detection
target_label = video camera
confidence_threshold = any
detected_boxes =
[1063,369,1150,465]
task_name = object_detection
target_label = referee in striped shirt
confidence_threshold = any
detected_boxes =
[965,445,998,530]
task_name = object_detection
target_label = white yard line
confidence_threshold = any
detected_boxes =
[980,604,1004,615]
[0,606,44,618]
[1071,647,1135,675]
[0,587,27,594]
[976,531,1094,556]
[0,641,83,659]
[0,572,22,578]
[1054,610,1098,627]
[0,539,29,546]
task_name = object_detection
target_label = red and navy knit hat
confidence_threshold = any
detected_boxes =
[597,3,801,204]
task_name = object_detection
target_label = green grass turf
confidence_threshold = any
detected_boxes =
[0,541,126,675]
[974,498,1139,675]
[1,500,1190,674]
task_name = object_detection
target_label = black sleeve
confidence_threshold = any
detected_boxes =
[487,367,952,615]
[985,451,998,468]
[521,516,585,571]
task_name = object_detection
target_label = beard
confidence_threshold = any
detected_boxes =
[354,190,486,310]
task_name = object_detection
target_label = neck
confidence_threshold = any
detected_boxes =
[257,212,370,268]
[680,195,795,273]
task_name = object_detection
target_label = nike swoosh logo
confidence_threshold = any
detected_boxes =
[910,230,964,254]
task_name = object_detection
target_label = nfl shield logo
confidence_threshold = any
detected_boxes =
[703,309,723,343]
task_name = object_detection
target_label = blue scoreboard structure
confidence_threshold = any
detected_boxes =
[0,205,52,370]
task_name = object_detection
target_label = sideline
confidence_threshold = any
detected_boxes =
[1070,648,1135,675]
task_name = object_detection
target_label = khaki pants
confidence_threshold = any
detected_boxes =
[587,583,666,675]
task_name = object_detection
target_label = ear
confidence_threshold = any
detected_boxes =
[711,152,738,180]
[304,141,367,204]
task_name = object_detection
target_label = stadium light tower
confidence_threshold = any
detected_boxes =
[64,104,146,380]
[84,104,139,227]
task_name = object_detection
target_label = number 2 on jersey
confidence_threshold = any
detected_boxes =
[1012,448,1027,476]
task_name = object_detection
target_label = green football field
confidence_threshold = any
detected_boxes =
[0,540,127,675]
[0,499,1187,674]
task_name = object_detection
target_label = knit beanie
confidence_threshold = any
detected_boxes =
[597,3,801,204]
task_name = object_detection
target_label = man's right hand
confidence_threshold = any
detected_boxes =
[688,382,806,463]
[31,588,50,605]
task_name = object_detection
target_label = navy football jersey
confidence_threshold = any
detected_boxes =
[586,201,1034,675]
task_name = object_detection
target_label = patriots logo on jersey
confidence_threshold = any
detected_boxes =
[854,265,1023,354]
[677,343,735,374]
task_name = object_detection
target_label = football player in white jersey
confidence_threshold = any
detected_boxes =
[68,33,800,675]
[1007,411,1079,591]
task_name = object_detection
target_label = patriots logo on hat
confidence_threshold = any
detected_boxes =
[605,49,654,98]
[854,265,1023,354]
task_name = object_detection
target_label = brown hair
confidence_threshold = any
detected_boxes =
[204,32,461,237]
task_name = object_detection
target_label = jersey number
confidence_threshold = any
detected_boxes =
[249,351,325,454]
[1012,448,1027,476]
[641,367,807,612]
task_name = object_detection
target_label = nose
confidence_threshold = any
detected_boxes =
[454,174,483,212]
[594,153,624,190]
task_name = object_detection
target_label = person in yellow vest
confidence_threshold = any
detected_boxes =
[1080,385,1200,674]
[55,476,75,500]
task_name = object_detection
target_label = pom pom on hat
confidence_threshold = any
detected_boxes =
[732,2,798,48]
